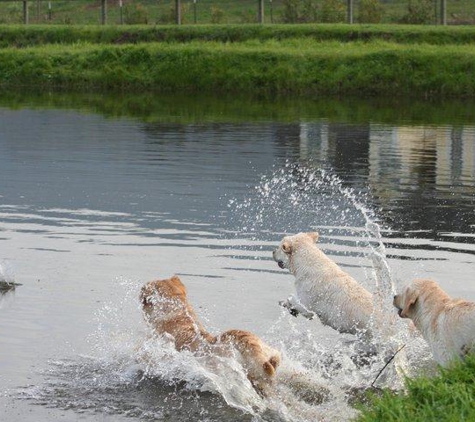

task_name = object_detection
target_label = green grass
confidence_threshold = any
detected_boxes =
[1,24,475,48]
[357,354,475,421]
[1,37,474,97]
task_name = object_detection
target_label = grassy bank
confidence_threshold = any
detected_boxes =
[357,354,475,421]
[1,37,475,97]
[2,24,475,48]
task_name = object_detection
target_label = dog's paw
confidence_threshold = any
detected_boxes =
[289,308,299,317]
[278,300,289,308]
[278,300,299,317]
[304,312,315,320]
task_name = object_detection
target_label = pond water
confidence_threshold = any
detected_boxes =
[0,92,474,422]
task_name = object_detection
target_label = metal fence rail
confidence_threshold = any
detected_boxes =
[0,0,471,26]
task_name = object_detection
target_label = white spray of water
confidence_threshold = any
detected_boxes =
[0,260,15,286]
[228,162,415,387]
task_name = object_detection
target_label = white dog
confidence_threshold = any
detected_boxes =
[273,232,374,339]
[393,278,475,366]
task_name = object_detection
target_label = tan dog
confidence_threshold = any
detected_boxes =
[273,232,374,339]
[140,276,281,392]
[394,278,475,366]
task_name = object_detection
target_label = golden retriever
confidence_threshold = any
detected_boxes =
[394,278,475,366]
[140,276,281,392]
[273,232,374,339]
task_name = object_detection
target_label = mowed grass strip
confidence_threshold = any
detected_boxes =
[0,40,474,97]
[2,24,475,48]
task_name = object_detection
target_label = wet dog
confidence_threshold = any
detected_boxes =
[140,276,281,392]
[394,278,475,366]
[273,232,374,339]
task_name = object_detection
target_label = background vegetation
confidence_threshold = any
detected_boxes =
[0,0,474,25]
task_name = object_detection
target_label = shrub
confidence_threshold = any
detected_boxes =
[358,0,383,23]
[210,6,226,24]
[281,0,317,23]
[123,3,148,24]
[401,0,434,24]
[238,9,256,23]
[157,3,187,24]
[320,0,346,23]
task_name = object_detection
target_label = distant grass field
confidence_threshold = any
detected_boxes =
[0,0,474,25]
[357,354,475,421]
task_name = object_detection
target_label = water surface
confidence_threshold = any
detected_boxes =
[1,92,474,421]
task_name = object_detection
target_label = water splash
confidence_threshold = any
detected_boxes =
[0,260,15,286]
[16,277,369,422]
[0,260,17,299]
[14,162,428,422]
[227,161,415,385]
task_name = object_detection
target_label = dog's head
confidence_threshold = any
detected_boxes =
[272,232,319,270]
[393,279,440,319]
[140,276,188,320]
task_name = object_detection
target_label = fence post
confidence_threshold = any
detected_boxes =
[119,0,123,24]
[48,0,51,20]
[101,0,107,24]
[347,0,353,23]
[440,0,446,25]
[175,0,181,24]
[23,0,29,24]
[193,0,197,24]
[257,0,264,23]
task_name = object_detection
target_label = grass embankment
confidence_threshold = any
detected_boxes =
[357,354,475,421]
[2,24,475,47]
[1,35,475,97]
[1,24,475,97]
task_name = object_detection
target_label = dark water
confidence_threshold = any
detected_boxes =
[0,92,474,422]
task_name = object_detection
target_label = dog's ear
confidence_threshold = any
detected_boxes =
[269,355,281,370]
[401,286,418,318]
[263,360,276,376]
[171,275,182,283]
[282,241,292,254]
[170,275,187,295]
[306,232,319,243]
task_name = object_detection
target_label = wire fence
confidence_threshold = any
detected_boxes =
[0,0,473,26]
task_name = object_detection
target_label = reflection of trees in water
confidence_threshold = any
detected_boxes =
[367,125,474,239]
[140,120,474,239]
